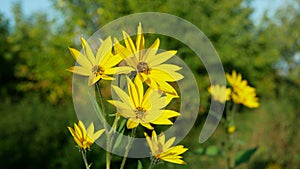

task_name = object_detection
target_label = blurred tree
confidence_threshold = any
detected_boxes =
[8,2,74,103]
[0,13,16,97]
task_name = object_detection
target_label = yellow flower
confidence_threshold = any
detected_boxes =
[67,37,134,85]
[226,70,259,108]
[114,23,183,98]
[68,120,105,150]
[208,85,231,103]
[226,70,248,91]
[145,130,188,164]
[107,76,180,130]
[227,125,236,134]
[265,163,282,169]
[231,85,259,108]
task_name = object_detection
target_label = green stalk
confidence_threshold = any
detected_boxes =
[148,158,156,169]
[81,150,90,169]
[95,82,111,169]
[120,128,136,169]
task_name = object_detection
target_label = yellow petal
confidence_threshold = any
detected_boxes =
[123,30,136,54]
[105,66,134,75]
[140,122,154,130]
[100,74,114,81]
[101,53,122,68]
[142,38,160,61]
[154,63,182,72]
[147,50,177,67]
[92,129,105,141]
[96,36,112,65]
[68,47,92,69]
[136,22,145,52]
[111,85,134,109]
[107,100,135,118]
[155,80,179,97]
[66,66,91,76]
[78,121,87,139]
[160,157,186,164]
[151,68,183,82]
[158,133,165,145]
[164,137,176,149]
[86,122,95,137]
[81,37,96,64]
[125,76,140,108]
[74,123,83,139]
[126,119,139,129]
[114,39,138,66]
[144,132,155,154]
[88,74,101,86]
[68,126,76,137]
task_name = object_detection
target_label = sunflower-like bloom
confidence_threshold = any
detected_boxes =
[145,130,188,164]
[231,85,259,108]
[208,85,231,103]
[67,37,134,85]
[114,23,183,98]
[226,70,259,108]
[68,120,105,150]
[107,76,180,130]
[226,70,248,90]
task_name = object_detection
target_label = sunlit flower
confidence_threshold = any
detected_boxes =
[265,163,282,169]
[227,125,236,134]
[208,85,231,103]
[145,130,188,164]
[68,120,105,150]
[226,70,248,91]
[231,85,259,108]
[107,76,180,130]
[114,23,183,98]
[67,37,134,85]
[226,70,259,108]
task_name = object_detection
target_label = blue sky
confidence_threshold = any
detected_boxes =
[0,0,284,24]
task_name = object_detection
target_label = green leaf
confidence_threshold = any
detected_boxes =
[113,128,125,150]
[193,147,205,155]
[118,118,127,133]
[88,92,105,124]
[234,147,258,167]
[137,160,143,169]
[193,146,220,156]
[205,146,219,156]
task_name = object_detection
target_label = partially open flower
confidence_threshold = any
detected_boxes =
[68,120,105,150]
[145,130,188,164]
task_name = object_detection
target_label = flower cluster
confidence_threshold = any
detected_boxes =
[226,70,259,108]
[209,70,259,108]
[67,23,187,168]
[68,121,105,150]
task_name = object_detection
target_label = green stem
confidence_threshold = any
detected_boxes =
[226,103,239,169]
[148,158,156,169]
[81,150,90,169]
[120,128,136,169]
[95,82,111,169]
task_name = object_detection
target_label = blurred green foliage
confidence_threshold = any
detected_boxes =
[0,0,299,168]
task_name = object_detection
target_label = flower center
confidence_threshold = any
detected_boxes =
[92,65,104,76]
[137,62,150,74]
[135,106,146,119]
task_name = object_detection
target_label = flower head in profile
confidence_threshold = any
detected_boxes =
[226,70,259,108]
[107,76,180,130]
[208,85,231,103]
[67,37,134,85]
[231,85,259,108]
[145,130,188,164]
[114,23,183,98]
[226,70,248,90]
[68,120,105,150]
